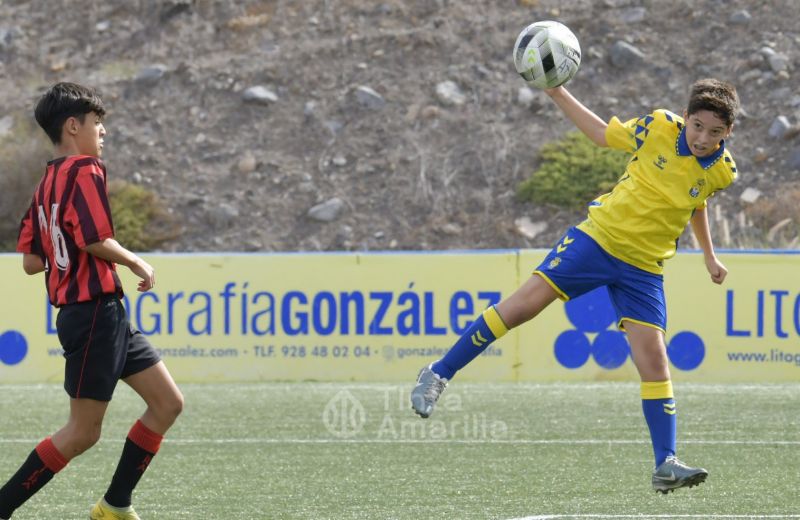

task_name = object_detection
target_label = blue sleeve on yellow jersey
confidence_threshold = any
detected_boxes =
[605,111,672,154]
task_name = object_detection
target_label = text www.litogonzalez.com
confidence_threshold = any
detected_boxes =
[727,349,800,366]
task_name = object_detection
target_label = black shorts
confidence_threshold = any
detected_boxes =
[56,294,161,401]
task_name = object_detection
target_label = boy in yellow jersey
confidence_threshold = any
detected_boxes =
[411,79,738,493]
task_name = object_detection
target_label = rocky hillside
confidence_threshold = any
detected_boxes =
[1,0,798,253]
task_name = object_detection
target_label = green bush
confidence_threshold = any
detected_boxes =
[517,131,630,209]
[108,180,178,251]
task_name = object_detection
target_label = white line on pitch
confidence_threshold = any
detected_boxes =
[508,516,800,520]
[1,438,799,445]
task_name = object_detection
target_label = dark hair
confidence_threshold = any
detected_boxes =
[687,78,739,127]
[34,82,105,144]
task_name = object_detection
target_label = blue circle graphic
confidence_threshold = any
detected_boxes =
[554,330,591,369]
[564,287,617,333]
[667,331,705,371]
[591,330,630,369]
[0,330,28,366]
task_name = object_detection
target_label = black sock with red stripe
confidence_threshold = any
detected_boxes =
[0,437,68,518]
[104,420,163,508]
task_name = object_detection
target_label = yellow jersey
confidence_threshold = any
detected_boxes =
[577,109,737,274]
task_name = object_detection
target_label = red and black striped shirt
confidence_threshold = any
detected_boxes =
[17,155,122,306]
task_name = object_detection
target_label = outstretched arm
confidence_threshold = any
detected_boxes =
[544,86,608,147]
[690,206,727,284]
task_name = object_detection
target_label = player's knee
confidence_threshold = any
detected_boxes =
[69,425,102,455]
[170,390,185,420]
[652,356,671,378]
[639,362,670,382]
[155,390,184,424]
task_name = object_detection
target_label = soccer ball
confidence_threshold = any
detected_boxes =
[513,21,581,89]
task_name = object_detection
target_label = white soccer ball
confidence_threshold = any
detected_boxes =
[513,21,581,89]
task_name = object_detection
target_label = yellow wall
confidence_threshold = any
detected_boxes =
[1,251,798,383]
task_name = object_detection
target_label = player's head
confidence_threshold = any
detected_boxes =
[34,82,106,156]
[683,78,738,158]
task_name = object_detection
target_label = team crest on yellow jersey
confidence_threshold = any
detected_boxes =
[549,257,561,269]
[689,178,706,198]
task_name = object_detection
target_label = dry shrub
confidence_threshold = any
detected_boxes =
[226,2,274,31]
[226,13,270,30]
[0,112,51,251]
[744,184,800,247]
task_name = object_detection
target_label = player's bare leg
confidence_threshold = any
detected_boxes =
[494,274,560,328]
[52,398,110,458]
[412,275,558,418]
[626,321,670,382]
[123,361,184,435]
[626,321,707,493]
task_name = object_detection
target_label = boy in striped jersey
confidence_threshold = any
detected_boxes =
[0,83,183,519]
